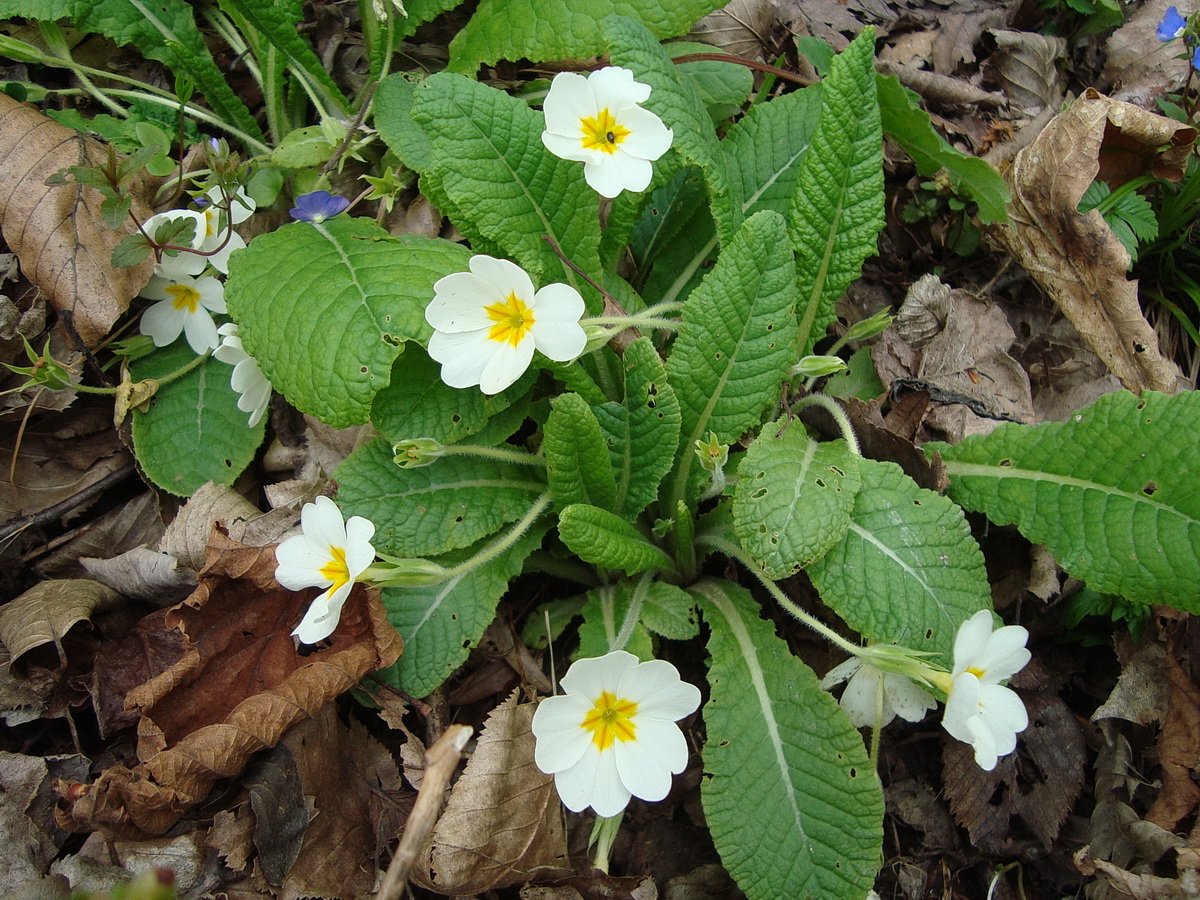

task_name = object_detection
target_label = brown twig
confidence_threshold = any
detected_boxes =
[669,52,816,87]
[375,723,473,900]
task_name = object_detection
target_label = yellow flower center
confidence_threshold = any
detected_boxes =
[167,284,201,313]
[485,292,536,348]
[318,544,351,595]
[580,108,630,155]
[582,691,638,750]
[966,665,986,679]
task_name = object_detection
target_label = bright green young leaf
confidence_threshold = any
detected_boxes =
[225,219,472,427]
[411,72,601,298]
[665,210,798,508]
[446,0,724,75]
[64,0,264,144]
[732,428,860,578]
[558,503,674,575]
[335,437,546,557]
[271,125,336,168]
[215,0,349,111]
[545,393,619,512]
[790,27,884,354]
[593,337,682,519]
[576,584,654,662]
[379,522,548,699]
[808,458,990,662]
[606,15,743,245]
[693,579,883,900]
[876,74,1009,225]
[931,390,1200,611]
[130,344,265,497]
[374,74,433,172]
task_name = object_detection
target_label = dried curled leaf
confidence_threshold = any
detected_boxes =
[413,690,568,894]
[987,89,1194,394]
[56,532,402,838]
[0,579,121,668]
[0,95,154,347]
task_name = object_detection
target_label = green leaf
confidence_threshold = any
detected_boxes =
[521,594,587,649]
[593,337,682,519]
[215,0,349,111]
[558,503,673,575]
[732,428,860,579]
[545,393,619,512]
[446,0,724,74]
[808,458,990,662]
[641,581,697,639]
[379,522,548,698]
[668,41,754,122]
[335,437,547,557]
[693,579,883,900]
[606,15,743,245]
[371,351,531,446]
[665,210,798,508]
[876,74,1009,225]
[69,0,264,145]
[130,344,265,497]
[411,72,601,298]
[225,219,472,427]
[930,390,1200,612]
[271,124,336,167]
[790,28,884,354]
[374,73,433,172]
[577,584,654,661]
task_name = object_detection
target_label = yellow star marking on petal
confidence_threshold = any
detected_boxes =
[167,284,202,313]
[582,691,638,750]
[485,292,536,348]
[318,544,350,595]
[966,665,986,679]
[580,108,631,155]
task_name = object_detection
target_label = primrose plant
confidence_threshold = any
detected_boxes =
[83,16,1196,898]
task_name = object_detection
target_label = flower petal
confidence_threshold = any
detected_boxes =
[478,339,535,395]
[292,584,349,644]
[839,663,886,728]
[343,515,377,578]
[428,329,496,389]
[560,650,640,697]
[542,71,598,136]
[181,309,220,354]
[613,722,679,803]
[139,300,184,347]
[426,276,502,333]
[618,659,701,722]
[612,105,673,161]
[973,625,1031,683]
[553,743,631,816]
[585,154,653,198]
[951,610,995,677]
[884,673,936,723]
[532,693,594,773]
[588,66,652,108]
[195,276,227,314]
[819,657,862,690]
[469,254,536,302]
[541,130,593,164]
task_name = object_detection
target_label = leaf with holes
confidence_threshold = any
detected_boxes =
[732,427,860,579]
[808,458,990,663]
[693,578,883,900]
[930,389,1200,611]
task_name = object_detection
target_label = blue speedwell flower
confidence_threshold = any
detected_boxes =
[290,191,350,223]
[1158,5,1187,42]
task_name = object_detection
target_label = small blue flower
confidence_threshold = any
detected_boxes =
[1158,5,1187,42]
[289,191,350,223]
[1192,43,1200,68]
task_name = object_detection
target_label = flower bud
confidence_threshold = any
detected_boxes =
[392,437,444,468]
[843,308,895,342]
[694,431,728,473]
[790,355,848,378]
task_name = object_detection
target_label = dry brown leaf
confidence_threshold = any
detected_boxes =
[0,753,71,893]
[1093,641,1170,727]
[1104,0,1193,110]
[1076,846,1200,899]
[82,547,194,605]
[0,579,121,667]
[89,607,186,739]
[56,531,402,838]
[414,690,568,895]
[988,29,1065,113]
[689,0,774,60]
[1145,657,1200,830]
[986,90,1193,394]
[38,491,164,580]
[158,482,295,572]
[0,95,154,347]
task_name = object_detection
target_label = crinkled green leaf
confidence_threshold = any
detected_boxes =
[877,74,1008,225]
[669,42,754,123]
[558,503,673,575]
[336,437,546,557]
[374,73,432,172]
[215,0,348,111]
[379,523,548,699]
[64,0,264,144]
[732,428,860,579]
[790,28,884,354]
[931,390,1200,611]
[577,584,654,661]
[225,219,472,427]
[545,393,619,512]
[411,72,601,299]
[371,351,532,446]
[593,337,681,519]
[628,168,710,299]
[606,15,742,245]
[641,581,697,639]
[664,210,798,508]
[130,343,265,497]
[808,458,990,662]
[693,578,882,900]
[447,0,724,75]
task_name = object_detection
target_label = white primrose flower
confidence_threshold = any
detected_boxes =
[275,496,377,644]
[213,323,272,427]
[425,254,587,394]
[144,209,208,280]
[193,185,255,273]
[139,273,227,354]
[541,66,674,198]
[531,650,701,818]
[821,656,936,729]
[942,610,1031,771]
